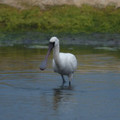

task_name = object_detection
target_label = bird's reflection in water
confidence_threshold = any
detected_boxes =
[53,84,73,110]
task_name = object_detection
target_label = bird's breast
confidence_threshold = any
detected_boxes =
[52,53,77,75]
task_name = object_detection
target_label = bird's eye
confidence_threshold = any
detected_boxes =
[53,42,55,46]
[49,42,55,46]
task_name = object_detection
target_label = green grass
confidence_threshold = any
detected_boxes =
[0,4,120,34]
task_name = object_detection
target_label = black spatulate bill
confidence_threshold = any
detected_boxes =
[40,42,54,70]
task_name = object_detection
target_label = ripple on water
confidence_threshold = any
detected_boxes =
[0,47,120,120]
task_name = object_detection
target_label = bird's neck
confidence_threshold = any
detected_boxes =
[53,45,60,64]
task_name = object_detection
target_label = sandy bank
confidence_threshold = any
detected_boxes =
[0,0,120,8]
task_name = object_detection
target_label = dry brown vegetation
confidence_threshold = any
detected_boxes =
[0,0,120,9]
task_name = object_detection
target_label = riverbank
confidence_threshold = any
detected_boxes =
[0,32,120,48]
[0,4,120,48]
[0,4,120,34]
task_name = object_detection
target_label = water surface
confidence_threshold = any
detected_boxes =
[0,47,120,120]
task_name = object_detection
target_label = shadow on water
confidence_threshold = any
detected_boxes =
[53,84,74,113]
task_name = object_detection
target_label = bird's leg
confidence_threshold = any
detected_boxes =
[61,75,66,84]
[68,74,73,86]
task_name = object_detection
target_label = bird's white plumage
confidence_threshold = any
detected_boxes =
[49,37,77,84]
[53,53,77,75]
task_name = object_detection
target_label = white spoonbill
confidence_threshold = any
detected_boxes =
[40,37,77,85]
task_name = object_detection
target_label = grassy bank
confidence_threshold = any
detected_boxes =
[0,4,120,34]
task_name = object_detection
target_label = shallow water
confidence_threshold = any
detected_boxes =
[0,47,120,120]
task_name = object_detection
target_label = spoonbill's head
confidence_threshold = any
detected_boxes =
[40,37,59,70]
[49,37,59,47]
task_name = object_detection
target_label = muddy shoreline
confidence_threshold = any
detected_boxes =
[0,32,120,47]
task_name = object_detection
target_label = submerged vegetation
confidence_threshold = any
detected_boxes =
[0,4,120,34]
